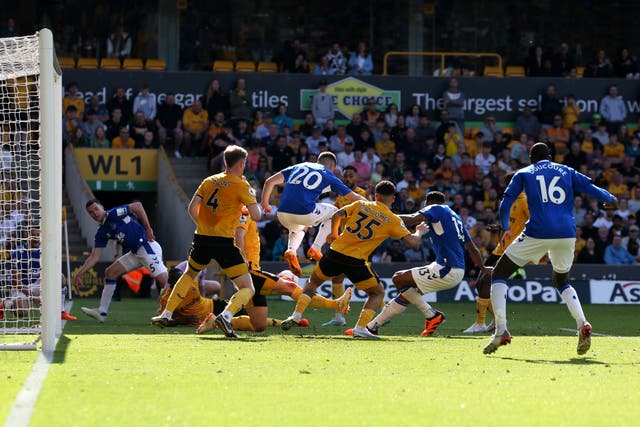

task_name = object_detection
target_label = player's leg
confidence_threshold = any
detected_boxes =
[202,280,221,297]
[80,256,129,322]
[351,279,384,339]
[323,274,347,326]
[465,254,498,333]
[308,203,338,260]
[277,212,307,276]
[246,305,268,332]
[549,238,591,354]
[152,263,199,327]
[484,236,545,354]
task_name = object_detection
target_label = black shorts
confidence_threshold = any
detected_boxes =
[189,234,248,279]
[249,269,279,307]
[318,249,379,285]
[485,253,500,267]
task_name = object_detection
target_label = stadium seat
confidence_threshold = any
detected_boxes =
[505,65,525,77]
[235,61,256,72]
[123,58,144,70]
[213,60,234,72]
[145,59,167,71]
[76,57,98,69]
[100,58,121,70]
[59,57,76,69]
[257,61,278,72]
[483,65,503,77]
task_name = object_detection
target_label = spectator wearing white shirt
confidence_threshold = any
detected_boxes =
[475,141,496,176]
[133,84,157,120]
[304,126,327,155]
[599,85,628,133]
[336,140,355,169]
[311,80,334,128]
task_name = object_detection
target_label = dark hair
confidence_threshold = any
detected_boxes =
[375,180,396,196]
[343,165,357,174]
[85,198,102,209]
[529,142,551,163]
[426,191,446,204]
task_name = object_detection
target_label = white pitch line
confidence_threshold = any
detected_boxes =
[558,327,619,337]
[4,301,73,427]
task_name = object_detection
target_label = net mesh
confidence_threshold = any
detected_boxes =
[0,34,42,348]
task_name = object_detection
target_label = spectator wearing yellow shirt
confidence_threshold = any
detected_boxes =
[374,129,396,158]
[182,99,209,157]
[608,171,630,199]
[111,126,135,149]
[444,123,463,157]
[603,132,625,165]
[547,115,570,162]
[62,82,85,119]
[562,94,580,129]
[465,131,484,159]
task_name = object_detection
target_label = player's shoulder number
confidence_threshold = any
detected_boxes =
[287,165,323,190]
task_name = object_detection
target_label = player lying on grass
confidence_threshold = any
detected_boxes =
[280,180,427,339]
[346,190,490,338]
[484,143,617,356]
[154,267,303,331]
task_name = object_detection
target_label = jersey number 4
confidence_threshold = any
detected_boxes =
[346,212,381,240]
[206,188,220,213]
[535,175,566,204]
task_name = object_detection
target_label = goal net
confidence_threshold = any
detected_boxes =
[0,30,62,351]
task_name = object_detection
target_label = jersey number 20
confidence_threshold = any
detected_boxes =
[535,175,566,204]
[287,166,323,190]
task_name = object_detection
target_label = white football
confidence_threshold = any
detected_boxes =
[277,269,299,285]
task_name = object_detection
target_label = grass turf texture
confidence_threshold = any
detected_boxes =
[3,299,639,427]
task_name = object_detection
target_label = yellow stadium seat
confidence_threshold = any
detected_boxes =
[145,59,167,71]
[76,58,98,69]
[59,57,76,69]
[213,60,234,72]
[100,58,121,70]
[505,65,525,77]
[235,60,256,72]
[483,65,503,77]
[257,61,278,72]
[123,58,144,70]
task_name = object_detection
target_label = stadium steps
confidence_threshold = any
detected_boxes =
[62,189,91,260]
[168,157,210,197]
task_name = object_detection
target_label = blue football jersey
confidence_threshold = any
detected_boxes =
[94,205,148,252]
[278,162,351,214]
[419,204,470,269]
[501,160,616,239]
[11,247,40,286]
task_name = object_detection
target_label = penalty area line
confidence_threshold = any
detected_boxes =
[4,301,73,427]
[558,327,618,337]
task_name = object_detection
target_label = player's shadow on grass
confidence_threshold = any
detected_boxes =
[197,336,269,342]
[290,334,411,342]
[496,356,608,365]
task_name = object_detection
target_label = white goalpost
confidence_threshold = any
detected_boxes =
[0,29,61,351]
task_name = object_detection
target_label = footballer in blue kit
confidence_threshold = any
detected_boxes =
[484,143,617,356]
[73,199,169,323]
[365,191,490,337]
[261,152,366,276]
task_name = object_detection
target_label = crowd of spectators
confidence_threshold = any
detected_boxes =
[59,76,640,269]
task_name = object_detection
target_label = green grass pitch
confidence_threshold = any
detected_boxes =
[2,299,639,426]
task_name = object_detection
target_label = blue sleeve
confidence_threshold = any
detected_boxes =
[419,208,433,224]
[328,173,352,196]
[462,226,472,243]
[500,173,523,230]
[281,165,295,180]
[572,169,616,203]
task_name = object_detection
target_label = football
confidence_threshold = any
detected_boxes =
[277,269,299,285]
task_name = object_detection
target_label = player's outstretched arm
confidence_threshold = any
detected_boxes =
[129,201,155,241]
[73,247,104,290]
[345,191,367,202]
[246,203,262,221]
[399,212,424,228]
[401,221,429,248]
[261,172,284,213]
[326,208,347,244]
[464,240,491,276]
